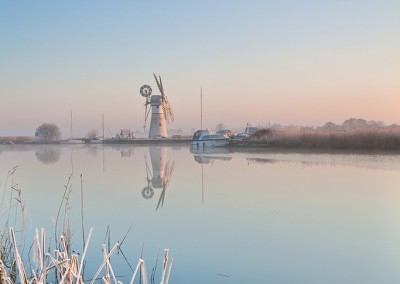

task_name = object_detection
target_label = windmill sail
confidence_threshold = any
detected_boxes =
[164,101,174,123]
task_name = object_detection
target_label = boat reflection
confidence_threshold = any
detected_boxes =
[193,155,231,164]
[142,146,175,210]
[190,147,232,164]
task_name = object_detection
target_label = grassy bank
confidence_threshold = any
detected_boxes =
[240,128,400,150]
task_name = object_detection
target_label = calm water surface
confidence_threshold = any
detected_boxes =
[1,144,400,284]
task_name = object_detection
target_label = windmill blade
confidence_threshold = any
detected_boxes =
[164,161,171,183]
[163,101,174,123]
[156,186,166,211]
[164,160,175,187]
[143,102,151,131]
[162,101,169,123]
[153,73,163,95]
[156,160,175,211]
[159,76,165,97]
[144,154,153,180]
[166,101,174,123]
[170,160,175,177]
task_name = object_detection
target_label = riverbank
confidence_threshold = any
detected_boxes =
[3,128,400,151]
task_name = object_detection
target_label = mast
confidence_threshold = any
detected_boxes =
[200,88,203,129]
[102,113,104,138]
[70,110,73,139]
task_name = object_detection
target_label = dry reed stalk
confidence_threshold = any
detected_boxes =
[9,228,27,284]
[129,259,144,284]
[90,242,119,284]
[165,258,173,284]
[141,258,148,284]
[55,174,72,247]
[160,249,169,284]
[77,227,92,282]
[102,244,110,283]
[0,259,13,284]
[80,173,85,276]
[41,228,46,284]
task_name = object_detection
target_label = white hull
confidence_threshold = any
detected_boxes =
[60,139,85,144]
[191,139,229,148]
[90,139,104,144]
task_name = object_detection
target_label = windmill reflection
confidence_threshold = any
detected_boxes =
[142,146,175,210]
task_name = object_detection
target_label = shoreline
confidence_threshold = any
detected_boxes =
[2,140,400,152]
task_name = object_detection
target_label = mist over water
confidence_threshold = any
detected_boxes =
[1,145,400,284]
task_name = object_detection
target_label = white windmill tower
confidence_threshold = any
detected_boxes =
[140,73,175,138]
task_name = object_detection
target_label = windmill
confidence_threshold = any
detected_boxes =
[140,73,175,138]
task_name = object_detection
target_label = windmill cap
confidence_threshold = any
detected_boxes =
[150,95,162,104]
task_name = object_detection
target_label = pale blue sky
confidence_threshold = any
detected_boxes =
[1,1,399,137]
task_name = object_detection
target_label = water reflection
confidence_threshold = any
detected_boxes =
[246,157,276,164]
[108,145,135,157]
[193,155,231,164]
[86,145,100,157]
[190,147,232,164]
[35,146,62,164]
[143,146,175,210]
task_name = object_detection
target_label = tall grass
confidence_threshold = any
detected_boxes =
[248,128,400,150]
[0,166,26,282]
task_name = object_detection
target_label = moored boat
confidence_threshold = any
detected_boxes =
[60,139,85,144]
[191,129,229,148]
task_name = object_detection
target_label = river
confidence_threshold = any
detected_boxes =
[1,144,399,284]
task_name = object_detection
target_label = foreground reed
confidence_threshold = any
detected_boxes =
[0,168,174,284]
[0,227,173,284]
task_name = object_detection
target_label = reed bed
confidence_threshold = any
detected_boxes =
[0,168,174,284]
[249,128,400,150]
[0,137,34,144]
[0,227,174,284]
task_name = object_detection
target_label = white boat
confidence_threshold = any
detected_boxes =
[60,139,85,144]
[191,129,230,148]
[89,138,104,144]
[233,126,258,140]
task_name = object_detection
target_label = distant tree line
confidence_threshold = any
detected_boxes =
[319,118,393,131]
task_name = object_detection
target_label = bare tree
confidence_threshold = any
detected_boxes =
[36,123,61,142]
[86,129,98,139]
